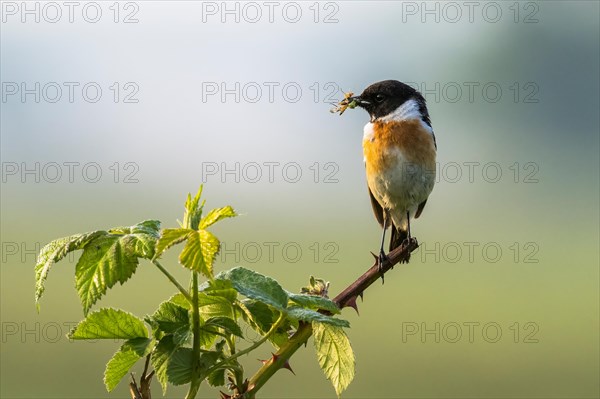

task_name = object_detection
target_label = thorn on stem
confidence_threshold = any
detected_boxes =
[282,359,296,375]
[259,353,295,375]
[345,295,360,315]
[370,251,378,266]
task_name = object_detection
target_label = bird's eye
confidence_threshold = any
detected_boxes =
[375,94,385,103]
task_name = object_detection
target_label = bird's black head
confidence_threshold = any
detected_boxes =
[351,80,430,125]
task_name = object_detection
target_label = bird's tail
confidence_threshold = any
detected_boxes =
[389,224,408,252]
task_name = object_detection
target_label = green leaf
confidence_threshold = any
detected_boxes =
[313,322,355,398]
[166,347,194,386]
[199,230,220,272]
[35,231,106,309]
[287,307,349,328]
[288,293,340,314]
[75,221,160,315]
[198,292,235,319]
[107,220,161,238]
[199,350,222,373]
[239,299,276,333]
[130,220,161,236]
[104,337,154,392]
[179,230,220,278]
[68,308,148,340]
[151,335,177,393]
[151,336,190,393]
[239,299,292,348]
[151,299,218,348]
[203,317,243,338]
[168,292,191,309]
[197,328,218,350]
[200,206,237,229]
[183,186,204,230]
[149,301,191,346]
[207,368,225,387]
[151,336,221,393]
[154,228,193,259]
[199,278,238,302]
[217,267,288,311]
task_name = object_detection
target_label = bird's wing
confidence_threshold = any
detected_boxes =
[368,186,385,227]
[415,199,427,219]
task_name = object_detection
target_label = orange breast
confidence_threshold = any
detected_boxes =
[363,119,436,174]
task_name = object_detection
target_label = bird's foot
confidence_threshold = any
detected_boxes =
[377,249,389,283]
[399,237,418,263]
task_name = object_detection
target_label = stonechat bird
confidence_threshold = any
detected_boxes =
[347,80,437,269]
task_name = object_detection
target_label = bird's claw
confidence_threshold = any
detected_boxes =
[377,250,389,283]
[399,237,418,263]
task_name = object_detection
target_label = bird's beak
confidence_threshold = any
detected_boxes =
[331,93,370,115]
[348,96,370,108]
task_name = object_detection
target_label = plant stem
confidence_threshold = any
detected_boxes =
[185,272,202,399]
[205,312,285,377]
[246,322,313,397]
[230,312,285,363]
[152,259,193,304]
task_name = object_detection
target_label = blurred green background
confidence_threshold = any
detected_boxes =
[1,1,598,398]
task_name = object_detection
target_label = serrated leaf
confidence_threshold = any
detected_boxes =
[203,317,243,338]
[199,229,220,271]
[313,322,355,397]
[199,350,222,372]
[154,228,193,259]
[104,337,154,392]
[199,278,238,302]
[151,336,185,393]
[130,220,161,236]
[239,299,276,333]
[149,301,191,346]
[207,368,225,387]
[201,342,227,386]
[198,292,235,319]
[151,293,219,348]
[151,336,221,393]
[151,336,177,393]
[197,327,218,350]
[239,299,292,348]
[288,293,340,314]
[287,307,349,328]
[75,221,159,315]
[68,308,148,340]
[217,267,288,311]
[200,206,237,229]
[107,219,160,237]
[35,231,106,308]
[179,230,220,278]
[167,347,194,385]
[168,292,192,309]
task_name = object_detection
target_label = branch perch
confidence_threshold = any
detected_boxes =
[244,238,419,397]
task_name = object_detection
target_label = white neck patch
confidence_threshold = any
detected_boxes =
[377,98,422,123]
[363,122,375,141]
[374,98,433,135]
